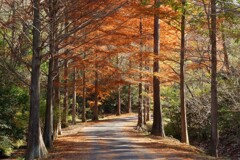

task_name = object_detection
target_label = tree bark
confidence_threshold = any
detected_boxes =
[151,0,165,137]
[180,0,189,144]
[43,0,58,147]
[127,84,132,113]
[145,60,150,122]
[43,56,54,148]
[116,55,121,116]
[137,82,144,127]
[62,59,69,127]
[72,67,76,124]
[117,85,121,116]
[145,84,150,122]
[61,2,69,127]
[127,59,132,114]
[93,68,99,121]
[210,0,219,157]
[137,16,144,128]
[53,58,62,138]
[26,0,48,158]
[82,66,87,122]
[221,30,230,72]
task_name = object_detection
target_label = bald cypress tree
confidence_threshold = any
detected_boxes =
[26,0,48,158]
[151,0,165,137]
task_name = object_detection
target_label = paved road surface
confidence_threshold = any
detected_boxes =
[50,116,168,159]
[82,116,164,160]
[49,115,209,160]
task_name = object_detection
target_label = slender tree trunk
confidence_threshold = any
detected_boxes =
[137,16,144,128]
[43,0,58,147]
[61,2,69,127]
[93,69,99,121]
[43,56,54,148]
[143,104,146,125]
[137,82,144,127]
[26,0,48,158]
[117,85,121,116]
[145,84,150,122]
[151,0,165,137]
[82,67,87,122]
[146,99,150,122]
[53,58,62,138]
[210,0,218,157]
[127,84,132,113]
[180,0,189,144]
[82,52,87,122]
[62,59,69,127]
[145,58,150,122]
[116,55,121,116]
[127,58,132,113]
[221,31,229,72]
[72,67,76,124]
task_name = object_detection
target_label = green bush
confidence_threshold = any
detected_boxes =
[0,70,29,157]
[0,136,13,157]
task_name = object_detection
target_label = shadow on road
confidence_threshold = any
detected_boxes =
[47,115,213,160]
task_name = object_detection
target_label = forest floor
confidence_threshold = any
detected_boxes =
[12,114,215,160]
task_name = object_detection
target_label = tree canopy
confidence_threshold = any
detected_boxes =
[0,0,240,159]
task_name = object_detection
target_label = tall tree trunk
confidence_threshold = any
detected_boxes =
[116,55,121,116]
[26,0,48,158]
[43,0,57,147]
[93,69,99,121]
[61,2,69,128]
[117,86,121,116]
[137,16,144,128]
[137,82,144,127]
[127,84,132,113]
[62,59,69,127]
[221,31,229,72]
[53,58,62,138]
[43,56,54,148]
[145,58,150,122]
[82,66,87,122]
[82,52,87,122]
[145,84,150,122]
[151,0,165,137]
[53,5,62,138]
[180,0,189,144]
[210,0,218,157]
[127,59,132,114]
[72,67,76,124]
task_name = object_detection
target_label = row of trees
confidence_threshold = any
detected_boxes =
[0,0,239,159]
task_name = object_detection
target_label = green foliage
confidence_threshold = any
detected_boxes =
[100,94,117,114]
[40,98,47,124]
[0,136,13,157]
[161,85,181,139]
[218,72,240,155]
[161,80,212,142]
[163,0,181,11]
[120,85,139,112]
[141,0,150,6]
[100,85,139,114]
[53,104,62,124]
[0,70,29,157]
[0,85,29,139]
